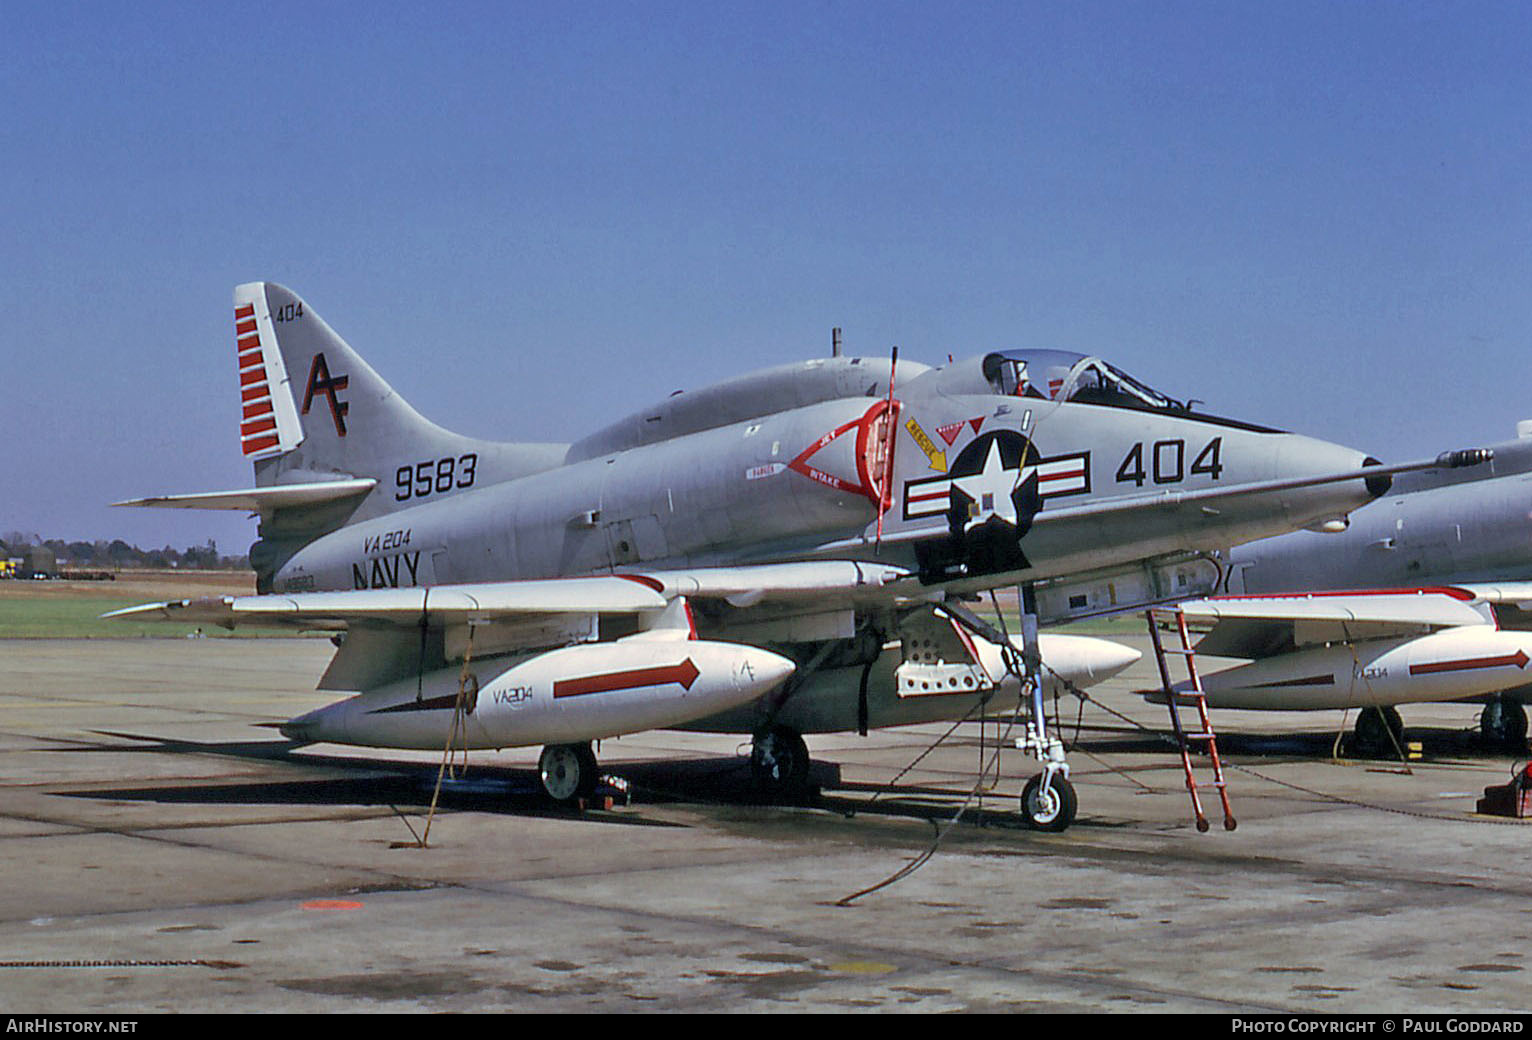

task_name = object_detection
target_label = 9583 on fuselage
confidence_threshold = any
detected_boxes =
[112,283,1423,826]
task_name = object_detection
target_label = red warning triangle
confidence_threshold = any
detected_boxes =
[935,421,965,446]
[936,416,985,445]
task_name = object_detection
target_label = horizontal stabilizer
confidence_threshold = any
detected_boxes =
[112,478,377,513]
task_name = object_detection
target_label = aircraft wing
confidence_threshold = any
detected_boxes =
[635,561,913,606]
[1452,582,1532,609]
[104,575,668,630]
[106,560,917,628]
[1179,589,1495,659]
[104,564,911,691]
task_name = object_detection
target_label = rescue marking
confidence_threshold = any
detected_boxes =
[904,417,948,473]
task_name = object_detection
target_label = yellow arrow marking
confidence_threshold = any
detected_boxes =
[904,417,947,473]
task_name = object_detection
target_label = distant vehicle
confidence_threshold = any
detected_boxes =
[114,282,1438,827]
[6,546,57,580]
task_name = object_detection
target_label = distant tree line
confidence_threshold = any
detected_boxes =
[0,532,249,572]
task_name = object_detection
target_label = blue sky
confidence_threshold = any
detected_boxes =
[4,1,1531,552]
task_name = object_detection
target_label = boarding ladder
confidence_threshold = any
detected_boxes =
[1144,606,1237,832]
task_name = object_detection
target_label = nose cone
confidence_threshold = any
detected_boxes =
[1361,456,1391,499]
[1279,436,1379,494]
[1256,433,1388,534]
[1037,634,1142,688]
[735,646,797,698]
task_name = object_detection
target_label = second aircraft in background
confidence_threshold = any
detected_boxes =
[1156,426,1532,753]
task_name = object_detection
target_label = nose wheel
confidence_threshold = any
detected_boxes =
[1021,773,1077,832]
[539,742,599,803]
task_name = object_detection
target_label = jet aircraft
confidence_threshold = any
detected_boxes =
[113,283,1441,830]
[1157,428,1532,753]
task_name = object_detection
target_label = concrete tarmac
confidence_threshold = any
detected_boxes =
[0,633,1529,1013]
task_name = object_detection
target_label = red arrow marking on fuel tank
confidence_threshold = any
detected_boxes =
[553,658,701,699]
[1409,650,1531,676]
[1252,673,1336,688]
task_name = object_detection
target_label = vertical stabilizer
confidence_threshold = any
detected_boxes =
[228,283,567,587]
[235,281,474,484]
[231,282,567,504]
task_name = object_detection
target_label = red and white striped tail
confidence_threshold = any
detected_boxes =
[233,285,303,459]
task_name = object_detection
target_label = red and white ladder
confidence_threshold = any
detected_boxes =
[1145,606,1237,833]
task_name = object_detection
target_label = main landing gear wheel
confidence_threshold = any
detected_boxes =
[1480,698,1529,752]
[1353,706,1405,758]
[750,727,810,797]
[539,742,599,803]
[1021,774,1077,833]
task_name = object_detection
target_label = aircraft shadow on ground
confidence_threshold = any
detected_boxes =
[1060,721,1516,763]
[46,724,1518,833]
[48,730,841,823]
[53,729,1035,830]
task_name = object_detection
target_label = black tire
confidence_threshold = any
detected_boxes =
[1481,698,1529,752]
[1021,774,1077,832]
[539,742,599,803]
[750,727,810,796]
[1353,706,1404,757]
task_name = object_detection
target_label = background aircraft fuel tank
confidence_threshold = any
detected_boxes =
[280,640,795,750]
[1155,627,1532,711]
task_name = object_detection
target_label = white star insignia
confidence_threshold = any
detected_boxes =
[952,440,1020,529]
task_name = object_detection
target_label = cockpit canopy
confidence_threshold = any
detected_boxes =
[981,350,1188,415]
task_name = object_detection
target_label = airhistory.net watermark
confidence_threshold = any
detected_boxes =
[4,1021,137,1034]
